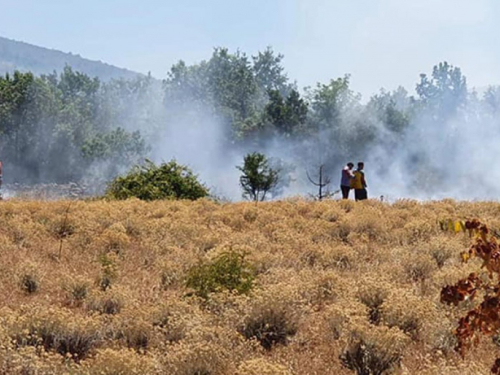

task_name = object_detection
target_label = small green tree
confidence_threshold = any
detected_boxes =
[237,152,279,202]
[105,159,209,201]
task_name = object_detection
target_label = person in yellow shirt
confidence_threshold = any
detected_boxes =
[351,162,367,201]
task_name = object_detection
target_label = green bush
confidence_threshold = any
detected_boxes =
[105,160,209,201]
[185,252,254,299]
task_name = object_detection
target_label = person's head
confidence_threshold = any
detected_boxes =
[347,162,354,169]
[357,162,364,170]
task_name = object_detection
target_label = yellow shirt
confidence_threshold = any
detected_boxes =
[351,170,365,189]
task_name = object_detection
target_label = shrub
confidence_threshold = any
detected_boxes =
[403,255,436,283]
[241,306,297,350]
[237,358,291,375]
[80,348,158,375]
[358,284,389,325]
[380,291,435,341]
[97,253,118,291]
[185,252,254,299]
[18,264,41,295]
[19,273,39,294]
[163,340,229,375]
[430,246,453,268]
[117,320,151,352]
[87,292,124,315]
[340,325,409,375]
[105,159,209,201]
[64,277,91,306]
[7,306,101,362]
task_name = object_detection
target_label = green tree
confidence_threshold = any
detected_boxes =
[368,87,412,134]
[252,47,290,96]
[265,89,308,136]
[307,75,359,132]
[483,86,500,115]
[416,61,467,120]
[82,127,148,178]
[207,47,258,121]
[237,152,279,202]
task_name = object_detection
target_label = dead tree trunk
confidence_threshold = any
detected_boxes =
[306,164,331,201]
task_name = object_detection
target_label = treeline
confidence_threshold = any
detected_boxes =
[0,67,153,184]
[1,47,500,196]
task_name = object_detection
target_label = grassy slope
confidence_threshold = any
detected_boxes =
[0,198,499,374]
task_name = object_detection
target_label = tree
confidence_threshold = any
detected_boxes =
[416,61,467,121]
[237,152,279,202]
[368,87,412,134]
[484,86,500,115]
[252,47,290,96]
[306,164,333,201]
[307,75,358,132]
[81,127,148,178]
[265,89,308,136]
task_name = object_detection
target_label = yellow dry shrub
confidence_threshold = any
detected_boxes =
[80,348,159,375]
[323,300,368,340]
[0,345,72,375]
[1,305,102,361]
[340,323,410,375]
[16,261,42,295]
[380,289,438,341]
[402,219,437,244]
[1,199,500,373]
[238,283,302,350]
[62,275,92,306]
[347,208,387,242]
[318,244,357,271]
[296,269,347,308]
[163,340,231,375]
[151,300,205,344]
[237,358,292,375]
[94,222,130,254]
[401,252,437,283]
[356,276,392,325]
[319,205,344,223]
[86,289,125,315]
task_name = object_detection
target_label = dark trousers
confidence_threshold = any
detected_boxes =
[355,188,368,201]
[341,185,351,199]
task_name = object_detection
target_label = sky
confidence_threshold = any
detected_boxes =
[1,0,499,99]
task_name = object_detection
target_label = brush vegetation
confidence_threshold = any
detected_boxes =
[105,160,209,201]
[1,198,499,374]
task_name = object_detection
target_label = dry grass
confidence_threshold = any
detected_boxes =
[0,197,498,374]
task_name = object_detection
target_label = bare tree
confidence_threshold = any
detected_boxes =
[306,164,338,200]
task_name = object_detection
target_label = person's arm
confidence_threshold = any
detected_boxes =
[362,173,367,188]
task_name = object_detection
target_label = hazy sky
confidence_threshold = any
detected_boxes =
[1,0,499,99]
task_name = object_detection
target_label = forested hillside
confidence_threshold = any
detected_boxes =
[1,45,500,199]
[0,36,139,81]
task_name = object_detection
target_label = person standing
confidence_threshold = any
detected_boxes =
[340,162,354,199]
[352,162,368,201]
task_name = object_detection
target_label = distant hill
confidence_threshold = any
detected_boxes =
[0,36,141,81]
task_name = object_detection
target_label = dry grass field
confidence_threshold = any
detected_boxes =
[1,198,500,374]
